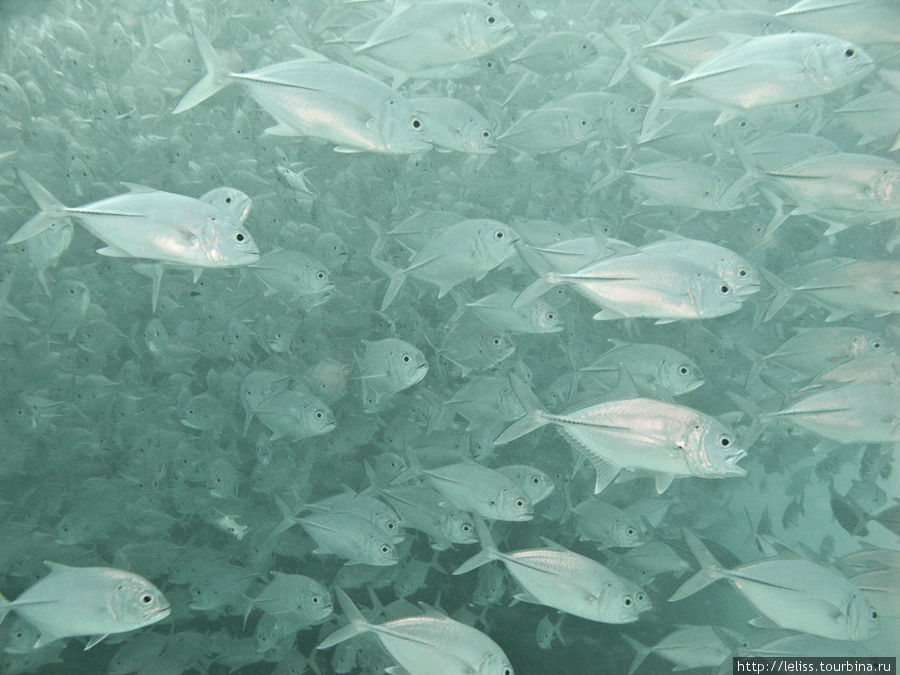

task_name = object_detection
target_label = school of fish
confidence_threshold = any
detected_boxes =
[0,0,897,673]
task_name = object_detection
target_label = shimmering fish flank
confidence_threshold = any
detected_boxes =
[0,1,895,673]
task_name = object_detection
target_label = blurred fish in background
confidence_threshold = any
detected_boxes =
[0,0,897,673]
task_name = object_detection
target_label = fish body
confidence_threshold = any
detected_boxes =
[580,341,704,398]
[374,219,518,310]
[318,589,514,675]
[0,562,170,650]
[496,375,746,494]
[7,171,259,268]
[519,239,757,322]
[357,337,428,408]
[173,26,431,153]
[671,530,880,641]
[454,519,650,624]
[422,463,533,522]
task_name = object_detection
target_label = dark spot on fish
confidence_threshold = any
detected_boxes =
[844,48,855,57]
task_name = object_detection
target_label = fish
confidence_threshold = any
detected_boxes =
[670,530,880,641]
[419,462,533,522]
[407,97,497,154]
[579,341,704,399]
[454,518,651,624]
[345,2,516,86]
[0,562,170,650]
[356,337,428,409]
[496,374,747,494]
[634,32,875,133]
[516,237,758,323]
[372,218,519,310]
[766,381,900,443]
[173,24,432,154]
[571,498,645,548]
[6,171,259,311]
[622,625,735,674]
[318,588,514,675]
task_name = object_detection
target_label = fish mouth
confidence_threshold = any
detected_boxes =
[723,450,748,476]
[149,605,172,621]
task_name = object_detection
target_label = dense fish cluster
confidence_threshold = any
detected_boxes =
[0,0,898,673]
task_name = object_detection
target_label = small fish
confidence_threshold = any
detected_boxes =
[356,337,428,409]
[571,498,645,548]
[535,614,565,650]
[373,218,519,310]
[622,625,734,674]
[421,463,533,522]
[0,562,170,650]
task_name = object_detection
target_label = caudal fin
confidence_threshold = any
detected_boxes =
[621,634,651,675]
[0,590,9,626]
[316,588,369,650]
[668,529,727,602]
[172,22,231,114]
[370,257,406,311]
[452,517,500,575]
[6,170,68,244]
[493,373,549,445]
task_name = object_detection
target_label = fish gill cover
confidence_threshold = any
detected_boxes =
[0,0,897,673]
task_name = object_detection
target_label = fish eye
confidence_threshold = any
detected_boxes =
[487,15,496,24]
[482,130,491,138]
[515,499,525,507]
[719,284,730,294]
[739,269,747,277]
[225,196,232,204]
[402,354,411,363]
[315,411,324,419]
[628,105,637,114]
[872,341,881,349]
[316,271,325,279]
[718,435,731,447]
[844,47,855,57]
[626,528,635,536]
[411,117,422,130]
[235,232,245,242]
[494,230,504,239]
[679,366,689,375]
[492,337,501,345]
[462,524,471,532]
[312,595,320,604]
[141,594,153,604]
[381,545,390,553]
[532,477,540,484]
[623,596,633,607]
[547,312,555,320]
[637,593,646,601]
[872,611,878,619]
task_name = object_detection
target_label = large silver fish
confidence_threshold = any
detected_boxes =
[173,25,432,154]
[0,562,170,650]
[671,530,880,641]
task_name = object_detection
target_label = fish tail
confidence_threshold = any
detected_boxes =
[621,634,650,675]
[371,257,406,311]
[512,274,558,308]
[629,64,671,142]
[452,517,499,575]
[6,170,68,245]
[493,373,549,445]
[317,588,369,650]
[172,22,231,114]
[668,529,726,602]
[759,268,793,322]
